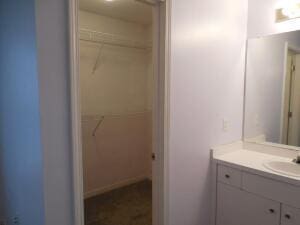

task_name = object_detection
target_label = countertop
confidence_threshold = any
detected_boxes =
[212,141,300,186]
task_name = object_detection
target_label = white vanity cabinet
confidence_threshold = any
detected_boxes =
[281,205,300,225]
[215,165,300,225]
[217,182,280,225]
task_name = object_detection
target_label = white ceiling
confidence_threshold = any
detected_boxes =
[79,0,153,25]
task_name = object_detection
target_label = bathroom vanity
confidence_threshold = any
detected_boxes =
[211,30,300,225]
[212,142,300,225]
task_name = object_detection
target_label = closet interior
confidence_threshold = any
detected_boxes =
[79,1,154,225]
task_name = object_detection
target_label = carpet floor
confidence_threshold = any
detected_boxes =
[84,180,152,225]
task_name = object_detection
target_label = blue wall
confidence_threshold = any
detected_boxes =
[0,1,45,225]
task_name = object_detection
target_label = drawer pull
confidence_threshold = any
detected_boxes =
[225,174,230,179]
[269,209,275,214]
[285,214,291,219]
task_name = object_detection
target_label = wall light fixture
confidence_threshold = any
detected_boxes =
[276,2,300,22]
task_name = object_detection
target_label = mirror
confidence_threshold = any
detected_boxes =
[244,30,300,148]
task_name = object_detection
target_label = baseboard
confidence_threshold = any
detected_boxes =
[84,175,149,199]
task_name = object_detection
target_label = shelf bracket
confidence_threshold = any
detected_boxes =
[92,116,105,137]
[92,44,104,74]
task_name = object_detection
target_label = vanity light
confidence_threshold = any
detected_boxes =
[276,3,300,22]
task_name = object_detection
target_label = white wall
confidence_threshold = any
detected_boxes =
[79,11,153,196]
[17,1,300,225]
[168,1,248,225]
[80,42,151,115]
[244,31,300,143]
[79,10,153,115]
[248,0,300,38]
[35,1,73,225]
[82,113,152,197]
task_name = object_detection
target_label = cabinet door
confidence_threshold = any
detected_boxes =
[281,205,300,225]
[217,182,280,225]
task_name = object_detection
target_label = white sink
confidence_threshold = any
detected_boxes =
[263,161,300,178]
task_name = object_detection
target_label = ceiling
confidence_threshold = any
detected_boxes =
[80,0,153,25]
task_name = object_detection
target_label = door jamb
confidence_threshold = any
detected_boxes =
[68,1,171,225]
[69,0,85,224]
[280,43,300,144]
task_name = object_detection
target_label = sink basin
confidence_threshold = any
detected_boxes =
[263,161,300,178]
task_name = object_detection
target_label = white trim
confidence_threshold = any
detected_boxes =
[279,42,289,144]
[288,44,300,53]
[242,40,249,140]
[84,176,150,199]
[69,0,85,225]
[153,2,165,225]
[163,1,171,225]
[280,42,300,144]
[69,0,171,225]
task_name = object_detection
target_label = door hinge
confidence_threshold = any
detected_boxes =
[292,65,296,72]
[289,111,293,118]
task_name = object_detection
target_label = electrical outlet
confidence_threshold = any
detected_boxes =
[222,119,229,132]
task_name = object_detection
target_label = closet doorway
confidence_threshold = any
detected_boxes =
[282,46,300,146]
[69,1,169,225]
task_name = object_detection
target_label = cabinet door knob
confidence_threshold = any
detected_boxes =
[285,214,291,219]
[269,209,275,214]
[225,174,230,179]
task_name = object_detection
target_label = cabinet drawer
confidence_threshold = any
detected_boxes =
[242,172,300,208]
[217,182,280,225]
[218,165,242,188]
[281,205,300,225]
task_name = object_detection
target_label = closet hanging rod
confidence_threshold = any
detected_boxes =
[79,28,152,50]
[135,0,165,6]
[135,0,156,6]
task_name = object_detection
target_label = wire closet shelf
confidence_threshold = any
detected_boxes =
[79,28,152,50]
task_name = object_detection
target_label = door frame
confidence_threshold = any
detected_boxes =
[68,1,171,225]
[280,42,300,144]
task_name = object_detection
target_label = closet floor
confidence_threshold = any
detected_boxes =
[84,180,152,225]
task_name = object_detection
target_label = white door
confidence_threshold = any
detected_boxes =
[287,54,300,146]
[282,50,294,144]
[152,1,166,225]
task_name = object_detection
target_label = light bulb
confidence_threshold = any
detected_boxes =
[282,3,300,18]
